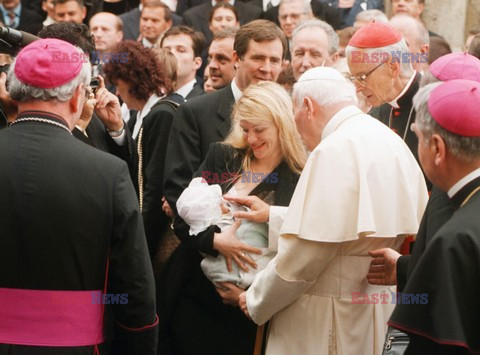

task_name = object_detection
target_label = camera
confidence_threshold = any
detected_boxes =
[90,76,99,94]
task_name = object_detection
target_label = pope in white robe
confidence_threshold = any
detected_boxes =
[239,67,428,355]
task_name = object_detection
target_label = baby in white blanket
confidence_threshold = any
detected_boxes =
[176,178,274,289]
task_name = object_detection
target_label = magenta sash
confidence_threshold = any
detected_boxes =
[0,288,105,346]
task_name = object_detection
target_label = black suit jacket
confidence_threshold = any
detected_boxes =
[183,0,262,44]
[185,82,204,100]
[163,84,235,211]
[0,111,157,354]
[262,0,341,30]
[0,7,43,35]
[72,114,138,183]
[120,7,183,41]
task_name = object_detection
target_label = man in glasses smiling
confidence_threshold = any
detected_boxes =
[345,22,423,169]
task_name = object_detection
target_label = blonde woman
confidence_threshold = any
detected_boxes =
[159,81,306,355]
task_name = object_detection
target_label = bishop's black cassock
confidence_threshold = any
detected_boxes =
[389,176,480,354]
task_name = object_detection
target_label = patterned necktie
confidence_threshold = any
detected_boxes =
[266,0,273,10]
[7,11,16,27]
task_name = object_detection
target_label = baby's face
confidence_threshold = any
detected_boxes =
[220,201,230,215]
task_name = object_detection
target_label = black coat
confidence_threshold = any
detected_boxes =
[129,99,177,259]
[396,186,454,292]
[183,0,262,44]
[163,84,235,211]
[390,177,480,354]
[159,142,300,355]
[0,111,157,354]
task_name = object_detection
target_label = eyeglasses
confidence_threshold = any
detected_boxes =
[348,61,386,86]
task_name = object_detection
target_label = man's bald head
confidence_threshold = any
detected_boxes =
[390,14,429,71]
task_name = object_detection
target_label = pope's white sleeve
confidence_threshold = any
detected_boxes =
[267,206,288,252]
[246,235,341,325]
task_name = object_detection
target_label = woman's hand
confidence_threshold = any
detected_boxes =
[94,76,124,132]
[238,291,251,319]
[223,195,270,223]
[213,220,262,272]
[216,282,244,307]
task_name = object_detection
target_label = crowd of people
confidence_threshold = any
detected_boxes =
[1,0,480,354]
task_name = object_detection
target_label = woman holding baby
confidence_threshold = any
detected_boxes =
[158,81,306,355]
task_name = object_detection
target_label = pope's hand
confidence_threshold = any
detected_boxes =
[223,195,270,223]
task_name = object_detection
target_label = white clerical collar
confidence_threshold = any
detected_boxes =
[132,93,162,139]
[262,0,280,11]
[388,71,417,109]
[212,0,234,6]
[176,79,197,99]
[321,105,363,142]
[231,78,243,102]
[448,167,480,198]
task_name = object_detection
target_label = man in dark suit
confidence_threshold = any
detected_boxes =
[182,0,262,45]
[0,38,157,354]
[0,0,43,34]
[388,79,480,354]
[161,26,205,100]
[163,19,287,212]
[120,0,183,41]
[262,0,341,30]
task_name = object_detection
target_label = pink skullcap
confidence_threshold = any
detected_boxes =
[430,52,480,82]
[14,38,83,89]
[348,22,403,48]
[428,79,480,137]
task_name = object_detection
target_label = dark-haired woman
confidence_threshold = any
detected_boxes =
[104,40,177,262]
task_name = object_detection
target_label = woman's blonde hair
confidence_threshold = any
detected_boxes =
[224,81,306,174]
[153,48,178,94]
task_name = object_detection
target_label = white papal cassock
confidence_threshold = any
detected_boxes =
[246,105,428,355]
